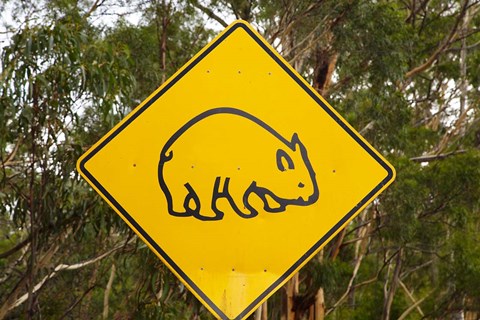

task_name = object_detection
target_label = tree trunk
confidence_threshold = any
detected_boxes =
[314,287,325,320]
[285,273,299,320]
[381,249,403,320]
[254,304,262,320]
[313,48,338,96]
[155,0,170,84]
[102,264,116,319]
[254,301,268,320]
[261,301,268,320]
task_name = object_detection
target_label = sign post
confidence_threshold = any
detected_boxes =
[77,20,395,319]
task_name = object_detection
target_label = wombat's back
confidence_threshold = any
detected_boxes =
[160,108,289,177]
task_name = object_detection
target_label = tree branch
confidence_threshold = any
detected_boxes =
[326,246,365,313]
[58,285,97,320]
[190,0,228,27]
[397,289,432,320]
[404,0,469,80]
[0,235,31,259]
[6,240,132,313]
[410,150,467,162]
[381,248,403,320]
[0,139,22,169]
[398,280,425,317]
[326,209,372,315]
[83,0,106,19]
[102,264,116,319]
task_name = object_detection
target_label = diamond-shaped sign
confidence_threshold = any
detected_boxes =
[77,20,395,319]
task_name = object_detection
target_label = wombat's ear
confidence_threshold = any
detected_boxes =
[291,133,301,146]
[277,148,295,171]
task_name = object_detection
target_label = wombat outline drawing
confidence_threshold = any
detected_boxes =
[158,107,319,221]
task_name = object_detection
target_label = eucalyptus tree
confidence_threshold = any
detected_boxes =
[1,0,480,319]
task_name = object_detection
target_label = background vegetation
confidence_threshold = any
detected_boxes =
[1,0,480,319]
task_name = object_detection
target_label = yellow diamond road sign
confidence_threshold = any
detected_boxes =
[77,20,395,319]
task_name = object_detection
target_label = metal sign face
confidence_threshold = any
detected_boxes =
[77,20,395,320]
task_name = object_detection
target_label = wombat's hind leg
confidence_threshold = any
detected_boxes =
[166,183,199,217]
[225,180,258,219]
[183,183,200,215]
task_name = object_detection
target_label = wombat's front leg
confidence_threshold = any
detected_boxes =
[223,179,258,219]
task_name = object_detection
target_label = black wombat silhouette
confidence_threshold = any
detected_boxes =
[158,107,319,221]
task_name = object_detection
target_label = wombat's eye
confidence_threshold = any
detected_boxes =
[276,149,295,171]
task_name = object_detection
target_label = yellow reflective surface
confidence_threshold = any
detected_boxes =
[77,21,395,320]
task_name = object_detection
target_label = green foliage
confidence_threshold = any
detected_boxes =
[105,9,213,105]
[334,1,411,86]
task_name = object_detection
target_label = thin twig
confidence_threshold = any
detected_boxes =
[410,150,467,162]
[58,285,97,320]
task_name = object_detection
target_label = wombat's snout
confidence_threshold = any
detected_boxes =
[308,193,319,203]
[297,192,318,204]
[297,182,314,203]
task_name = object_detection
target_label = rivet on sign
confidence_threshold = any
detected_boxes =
[133,164,136,167]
